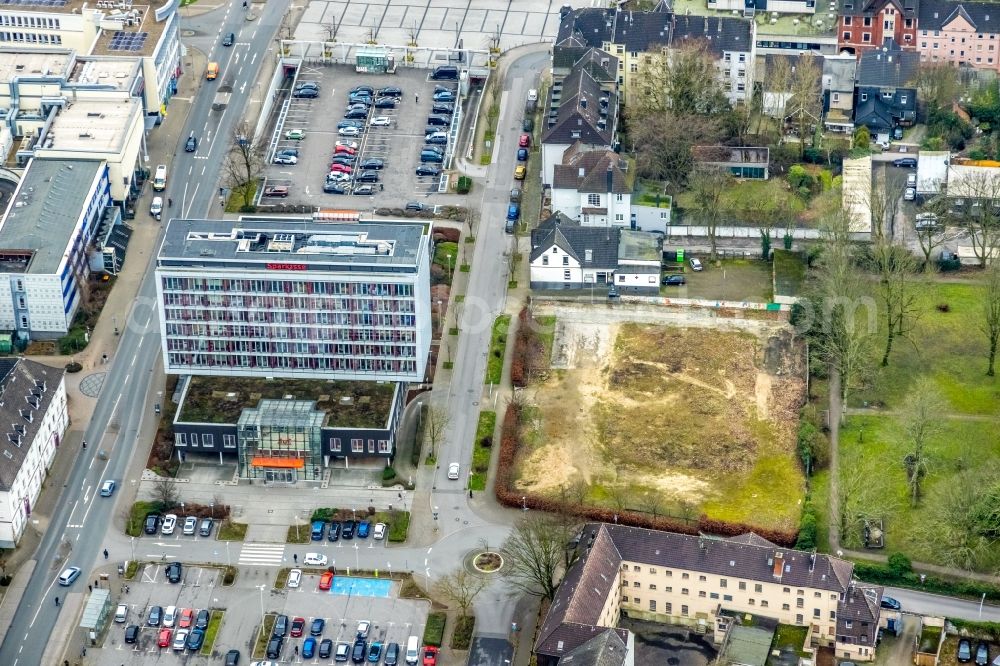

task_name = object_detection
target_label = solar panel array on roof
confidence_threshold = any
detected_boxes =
[107,31,148,51]
[0,0,68,5]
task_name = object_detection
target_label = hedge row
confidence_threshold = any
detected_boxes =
[492,402,798,546]
[853,560,1000,603]
[511,307,546,388]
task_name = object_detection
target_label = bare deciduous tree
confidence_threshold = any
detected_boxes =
[946,170,1000,268]
[900,377,945,506]
[786,54,822,158]
[983,261,1000,376]
[838,452,898,547]
[434,567,487,617]
[151,477,179,510]
[866,168,909,240]
[688,165,731,261]
[224,121,265,212]
[871,241,920,367]
[500,514,580,601]
[424,404,450,460]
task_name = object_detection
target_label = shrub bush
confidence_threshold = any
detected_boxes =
[451,615,475,650]
[795,501,818,550]
[65,362,83,373]
[423,612,447,647]
[456,176,472,194]
[433,227,461,244]
[382,466,397,481]
[853,560,1000,601]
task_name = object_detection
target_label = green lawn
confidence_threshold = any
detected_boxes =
[201,610,224,655]
[852,281,999,415]
[286,524,311,543]
[373,510,410,542]
[536,316,556,362]
[771,624,809,656]
[126,501,160,537]
[469,410,496,491]
[217,520,247,541]
[433,242,458,272]
[485,315,511,385]
[423,612,446,647]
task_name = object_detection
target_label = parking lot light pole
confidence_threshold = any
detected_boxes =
[129,536,134,562]
[256,584,266,648]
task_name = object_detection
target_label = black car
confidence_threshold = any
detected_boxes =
[360,158,385,170]
[166,561,182,583]
[352,640,368,663]
[342,519,356,538]
[432,103,454,114]
[147,605,162,627]
[431,65,458,80]
[416,165,441,177]
[977,643,990,666]
[405,201,425,211]
[331,156,357,166]
[124,625,140,644]
[222,32,235,46]
[196,609,210,630]
[338,120,364,130]
[426,115,450,126]
[353,184,376,195]
[374,97,396,109]
[320,639,335,659]
[273,614,289,637]
[311,618,326,636]
[225,649,240,666]
[351,85,375,96]
[144,513,160,534]
[384,642,399,666]
[893,157,917,168]
[328,520,341,541]
[356,170,379,183]
[420,152,443,163]
[433,91,455,103]
[422,145,444,154]
[293,88,319,99]
[522,117,534,132]
[267,636,284,659]
[324,183,349,194]
[344,109,368,120]
[880,595,901,610]
[377,86,403,97]
[662,274,686,286]
[185,135,197,152]
[187,629,205,651]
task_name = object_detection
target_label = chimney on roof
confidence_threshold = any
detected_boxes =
[607,166,614,193]
[581,96,588,109]
[772,552,784,579]
[809,551,816,572]
[579,167,586,178]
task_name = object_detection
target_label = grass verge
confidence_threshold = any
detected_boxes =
[423,612,446,647]
[217,520,248,541]
[400,576,427,599]
[451,615,475,650]
[253,614,276,659]
[275,568,291,589]
[373,510,411,542]
[125,501,160,537]
[485,315,511,385]
[201,610,224,655]
[469,410,496,491]
[286,525,311,543]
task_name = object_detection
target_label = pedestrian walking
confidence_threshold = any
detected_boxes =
[88,584,92,593]
[415,93,419,103]
[293,553,298,563]
[468,489,473,498]
[94,579,99,588]
[126,585,130,594]
[103,548,109,559]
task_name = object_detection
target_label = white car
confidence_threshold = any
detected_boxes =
[448,462,460,480]
[689,257,703,272]
[327,172,351,183]
[356,620,370,638]
[373,523,386,540]
[182,516,197,535]
[303,553,328,566]
[338,126,361,137]
[149,197,163,217]
[251,662,278,666]
[172,628,189,651]
[904,187,916,201]
[273,154,298,165]
[335,140,359,149]
[370,116,391,126]
[287,569,302,588]
[161,513,177,535]
[163,605,177,627]
[115,603,128,623]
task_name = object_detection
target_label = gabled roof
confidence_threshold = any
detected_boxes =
[530,213,620,269]
[556,6,672,53]
[854,94,896,131]
[552,148,631,194]
[838,583,883,644]
[672,15,753,55]
[558,629,629,666]
[918,0,1000,32]
[839,0,919,18]
[543,64,616,147]
[857,48,920,87]
[612,10,673,52]
[553,46,619,85]
[0,359,63,491]
[556,8,617,49]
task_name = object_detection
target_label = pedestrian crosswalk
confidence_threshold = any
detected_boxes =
[238,542,285,566]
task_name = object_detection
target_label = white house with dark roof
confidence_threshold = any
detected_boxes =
[535,523,885,666]
[552,146,633,227]
[0,358,67,548]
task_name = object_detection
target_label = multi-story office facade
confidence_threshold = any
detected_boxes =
[155,218,432,382]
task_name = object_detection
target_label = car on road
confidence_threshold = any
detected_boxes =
[222,32,235,46]
[374,522,386,540]
[273,614,289,637]
[158,628,173,648]
[893,157,917,168]
[178,608,194,628]
[182,516,197,535]
[357,520,371,538]
[304,637,317,659]
[226,649,241,666]
[522,117,534,132]
[148,605,163,627]
[342,520,356,539]
[368,642,383,662]
[285,129,305,140]
[267,636,284,659]
[291,617,306,637]
[516,148,528,161]
[273,154,298,165]
[689,257,704,271]
[115,603,128,623]
[448,462,460,479]
[510,187,521,202]
[370,116,392,126]
[353,640,368,663]
[423,646,439,666]
[880,595,901,610]
[514,165,526,180]
[353,184,376,196]
[311,618,326,636]
[185,135,197,152]
[336,642,352,661]
[978,643,990,666]
[166,561,182,583]
[287,569,302,588]
[100,479,115,496]
[124,625,139,643]
[161,513,177,535]
[144,512,160,534]
[374,98,396,109]
[172,628,189,650]
[385,642,400,666]
[263,185,289,198]
[507,203,520,221]
[320,571,335,590]
[320,639,334,659]
[416,165,441,177]
[304,553,328,566]
[187,629,205,652]
[960,639,973,663]
[58,565,81,586]
[662,274,686,286]
[324,183,350,194]
[293,88,319,98]
[357,620,370,638]
[195,609,210,630]
[339,127,362,137]
[150,197,163,217]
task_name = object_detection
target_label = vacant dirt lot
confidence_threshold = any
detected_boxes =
[515,303,807,530]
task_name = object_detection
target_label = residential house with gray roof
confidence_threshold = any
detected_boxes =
[854,45,918,134]
[535,523,885,666]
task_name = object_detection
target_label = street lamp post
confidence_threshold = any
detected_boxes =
[130,536,135,562]
[256,584,266,647]
[521,496,527,511]
[446,254,453,282]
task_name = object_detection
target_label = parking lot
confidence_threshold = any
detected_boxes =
[260,65,461,209]
[91,562,429,665]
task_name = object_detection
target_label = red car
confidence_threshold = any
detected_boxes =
[423,646,439,666]
[178,608,194,629]
[291,616,306,638]
[158,628,173,648]
[334,145,356,155]
[518,134,530,148]
[330,163,353,174]
[319,571,334,590]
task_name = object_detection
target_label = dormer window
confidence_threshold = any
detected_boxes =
[20,409,31,423]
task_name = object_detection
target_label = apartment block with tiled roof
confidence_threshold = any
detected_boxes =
[838,0,920,54]
[917,0,1000,70]
[536,524,885,666]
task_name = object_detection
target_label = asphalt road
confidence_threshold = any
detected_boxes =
[0,3,288,664]
[886,587,1000,622]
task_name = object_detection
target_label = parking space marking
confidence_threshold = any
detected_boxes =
[238,542,286,566]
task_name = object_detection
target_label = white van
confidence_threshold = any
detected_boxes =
[163,605,177,628]
[405,636,419,665]
[153,164,167,191]
[150,196,163,217]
